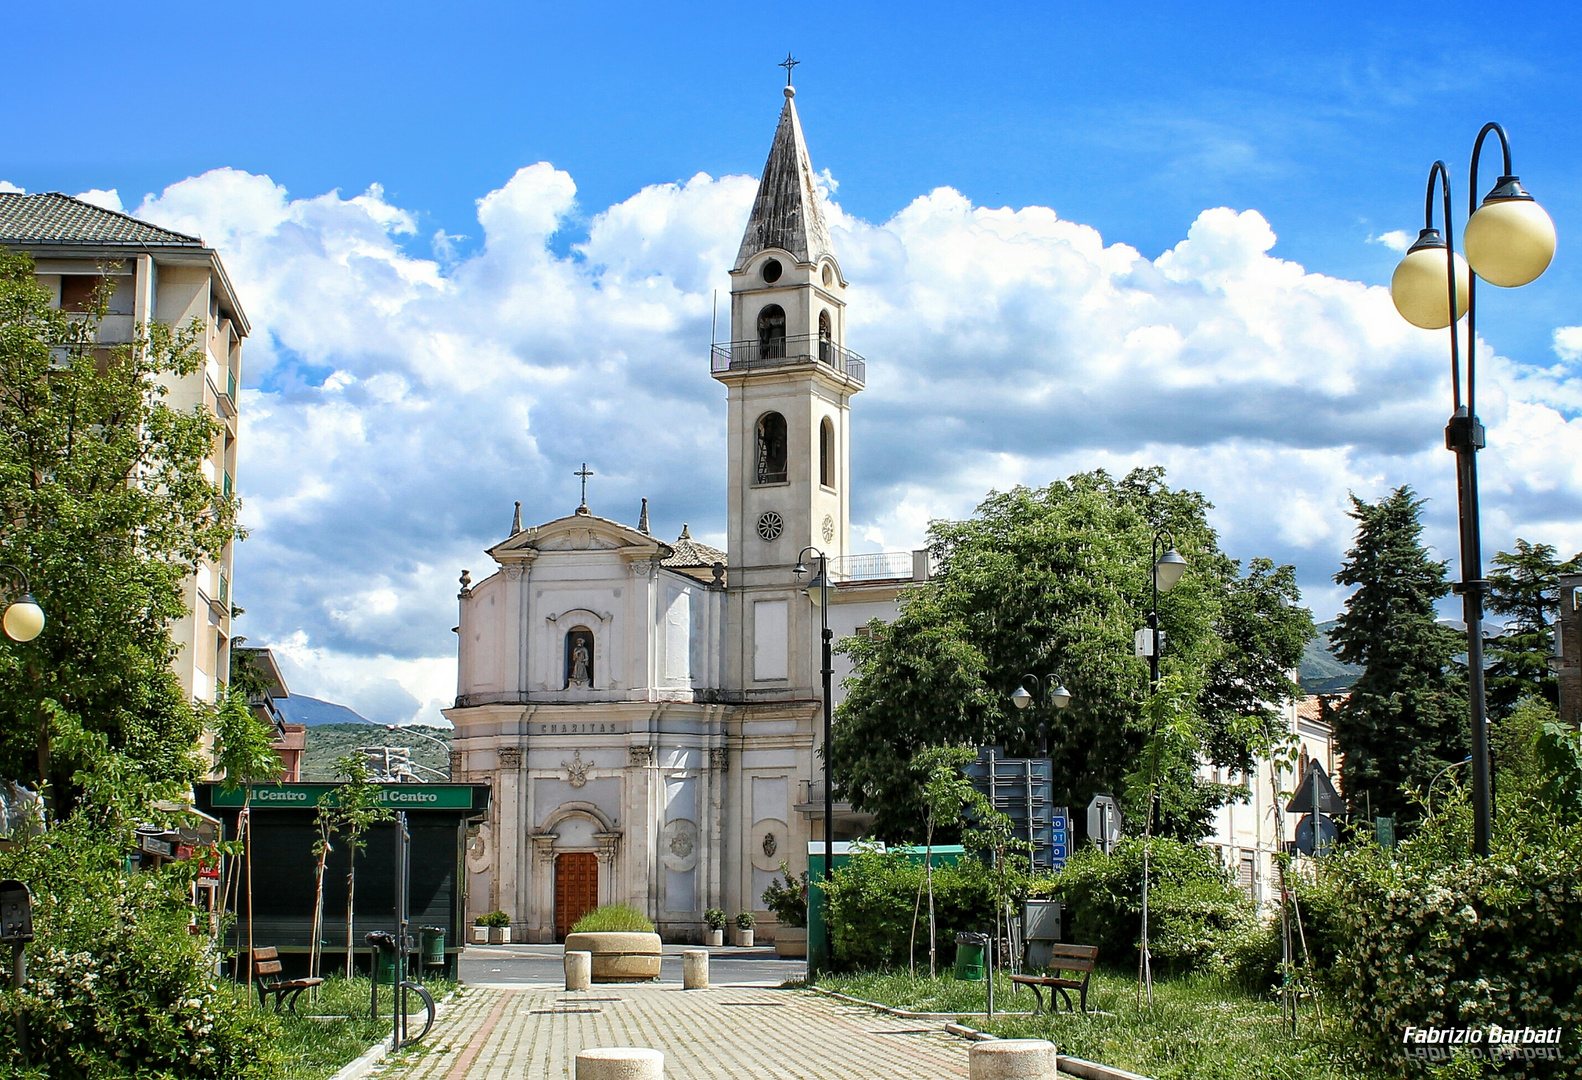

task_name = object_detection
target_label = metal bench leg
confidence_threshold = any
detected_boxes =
[1030,984,1046,1015]
[286,987,308,1015]
[1055,986,1075,1013]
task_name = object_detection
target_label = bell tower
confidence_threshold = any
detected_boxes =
[713,78,866,699]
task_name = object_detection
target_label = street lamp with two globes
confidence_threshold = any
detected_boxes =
[1388,123,1556,858]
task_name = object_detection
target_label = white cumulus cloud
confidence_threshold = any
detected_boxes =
[129,165,1582,722]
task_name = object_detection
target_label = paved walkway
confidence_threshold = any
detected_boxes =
[374,983,971,1080]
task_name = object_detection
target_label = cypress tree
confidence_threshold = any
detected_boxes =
[1330,487,1466,823]
[1485,539,1580,718]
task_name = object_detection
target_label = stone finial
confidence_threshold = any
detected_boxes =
[458,569,473,598]
[511,501,521,535]
[710,561,725,588]
[680,523,691,539]
[638,498,650,535]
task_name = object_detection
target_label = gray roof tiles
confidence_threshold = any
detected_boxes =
[0,192,202,247]
[734,90,834,270]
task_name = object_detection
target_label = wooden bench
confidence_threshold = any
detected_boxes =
[252,946,324,1013]
[1010,943,1099,1014]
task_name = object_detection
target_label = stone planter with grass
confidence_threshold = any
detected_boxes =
[478,910,511,945]
[704,908,726,947]
[564,904,662,982]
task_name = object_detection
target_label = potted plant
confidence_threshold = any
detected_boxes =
[703,908,726,947]
[733,910,756,948]
[761,861,808,958]
[470,915,490,945]
[482,910,512,944]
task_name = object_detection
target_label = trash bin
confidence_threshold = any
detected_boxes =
[953,932,987,981]
[420,926,446,967]
[366,932,399,985]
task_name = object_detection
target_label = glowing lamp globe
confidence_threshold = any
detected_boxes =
[1464,177,1556,288]
[3,596,45,643]
[1391,229,1470,330]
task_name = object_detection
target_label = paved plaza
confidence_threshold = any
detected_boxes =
[374,981,972,1080]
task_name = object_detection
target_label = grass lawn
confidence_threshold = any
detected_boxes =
[239,974,458,1079]
[819,969,1388,1080]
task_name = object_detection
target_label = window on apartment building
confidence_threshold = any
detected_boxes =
[1238,855,1256,897]
[853,621,888,640]
[59,275,134,315]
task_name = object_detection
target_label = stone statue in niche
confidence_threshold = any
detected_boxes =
[565,628,594,688]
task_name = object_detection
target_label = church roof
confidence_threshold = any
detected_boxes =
[0,192,203,246]
[734,87,834,271]
[660,524,726,569]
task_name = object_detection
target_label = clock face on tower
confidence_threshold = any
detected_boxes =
[757,511,784,542]
[822,514,835,543]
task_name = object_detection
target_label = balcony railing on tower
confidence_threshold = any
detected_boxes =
[710,334,867,385]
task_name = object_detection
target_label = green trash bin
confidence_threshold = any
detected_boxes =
[367,932,399,985]
[953,932,986,981]
[420,926,446,967]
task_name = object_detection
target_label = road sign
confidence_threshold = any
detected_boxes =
[1295,813,1339,856]
[1285,760,1342,815]
[1050,807,1069,869]
[1086,795,1122,854]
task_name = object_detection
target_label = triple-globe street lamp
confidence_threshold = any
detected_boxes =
[1010,674,1071,759]
[1388,122,1556,858]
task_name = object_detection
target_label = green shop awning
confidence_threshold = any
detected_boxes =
[203,782,487,811]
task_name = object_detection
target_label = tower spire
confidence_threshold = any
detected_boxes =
[734,71,831,271]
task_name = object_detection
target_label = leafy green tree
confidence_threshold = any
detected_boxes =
[1330,487,1466,825]
[214,687,282,982]
[1485,539,1580,719]
[332,752,392,976]
[905,746,988,976]
[833,468,1312,843]
[0,251,238,808]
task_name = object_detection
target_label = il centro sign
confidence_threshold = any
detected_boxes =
[208,783,479,810]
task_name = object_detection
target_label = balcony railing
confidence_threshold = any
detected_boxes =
[830,551,921,583]
[711,334,866,385]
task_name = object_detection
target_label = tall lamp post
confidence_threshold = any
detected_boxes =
[793,547,834,977]
[1138,534,1186,1005]
[1389,123,1556,858]
[0,566,46,644]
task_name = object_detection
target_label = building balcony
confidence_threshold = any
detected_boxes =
[710,334,866,386]
[828,550,931,585]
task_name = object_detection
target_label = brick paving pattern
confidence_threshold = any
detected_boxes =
[375,984,971,1080]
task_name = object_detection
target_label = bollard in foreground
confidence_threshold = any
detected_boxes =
[576,1047,664,1080]
[682,949,709,989]
[968,1039,1058,1080]
[565,949,592,992]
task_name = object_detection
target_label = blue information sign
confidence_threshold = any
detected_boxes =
[1051,808,1069,869]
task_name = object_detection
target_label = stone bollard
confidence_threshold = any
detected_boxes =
[682,949,709,989]
[565,950,592,992]
[575,1047,664,1080]
[968,1039,1059,1080]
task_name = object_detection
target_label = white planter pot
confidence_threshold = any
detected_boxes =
[470,925,489,945]
[563,931,664,982]
[488,926,511,944]
[733,928,754,947]
[705,929,724,947]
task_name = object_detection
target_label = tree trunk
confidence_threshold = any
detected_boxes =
[907,813,931,978]
[309,841,328,980]
[925,820,937,979]
[344,853,357,978]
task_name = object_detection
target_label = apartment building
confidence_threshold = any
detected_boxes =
[0,192,248,706]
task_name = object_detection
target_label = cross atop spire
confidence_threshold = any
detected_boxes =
[779,52,799,87]
[574,463,593,515]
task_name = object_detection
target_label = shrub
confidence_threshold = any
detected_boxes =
[734,910,756,930]
[823,846,999,971]
[0,818,275,1078]
[476,910,511,928]
[1037,836,1257,974]
[572,904,655,934]
[761,861,809,928]
[704,908,726,930]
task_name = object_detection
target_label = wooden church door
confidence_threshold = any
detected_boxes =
[554,852,599,940]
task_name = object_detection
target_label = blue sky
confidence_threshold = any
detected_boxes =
[6,3,1582,722]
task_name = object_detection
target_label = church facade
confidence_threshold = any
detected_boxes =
[445,82,921,943]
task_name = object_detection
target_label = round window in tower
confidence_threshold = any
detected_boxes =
[822,263,834,286]
[757,511,784,542]
[761,258,782,284]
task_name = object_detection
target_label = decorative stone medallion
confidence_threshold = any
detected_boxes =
[660,819,699,872]
[562,750,589,788]
[762,831,778,858]
[757,511,783,541]
[822,514,835,543]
